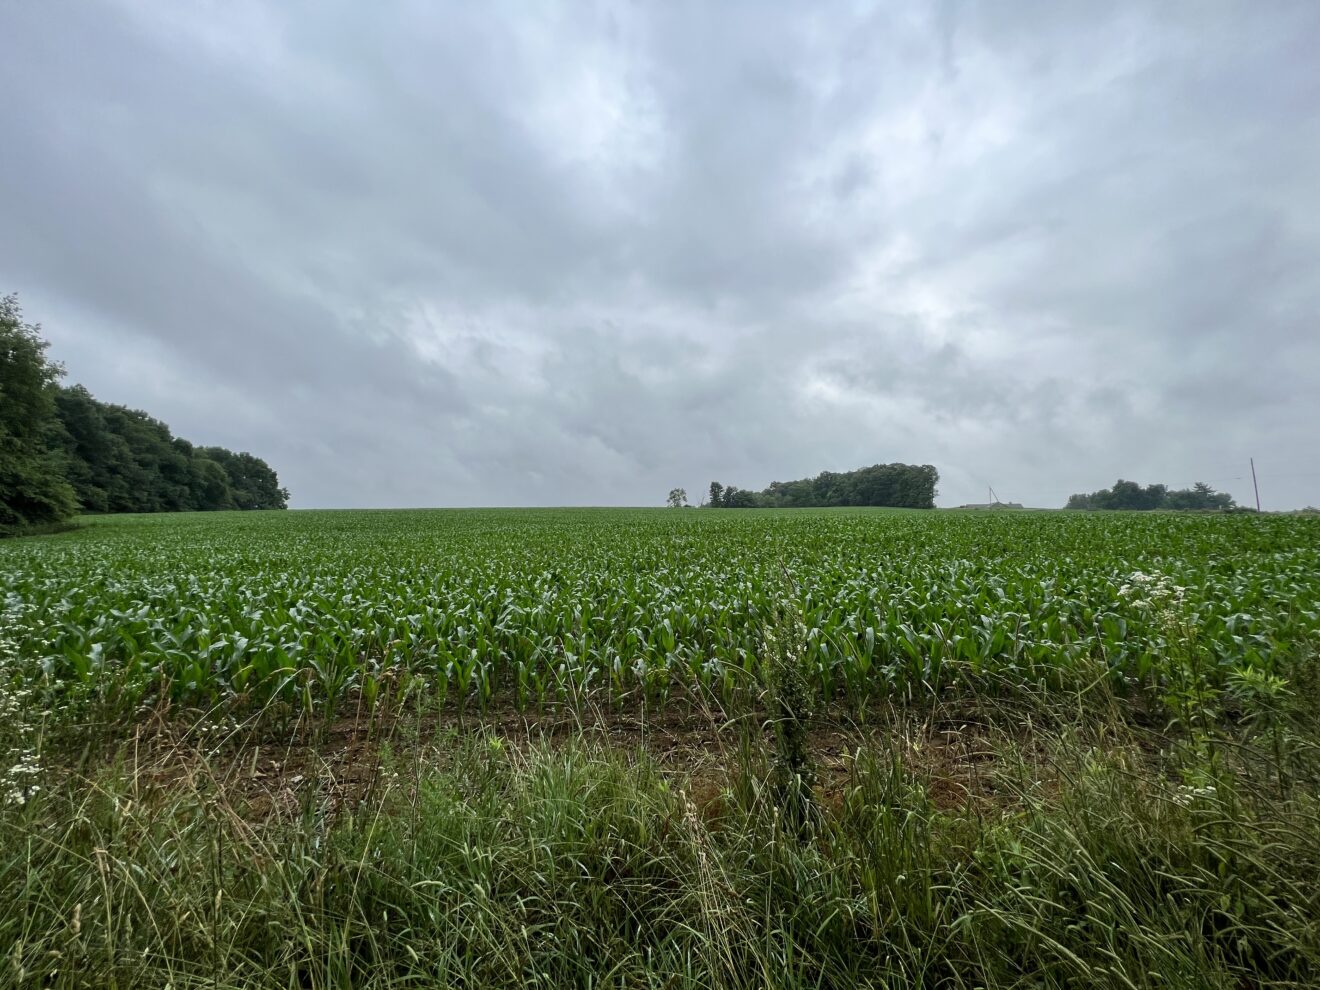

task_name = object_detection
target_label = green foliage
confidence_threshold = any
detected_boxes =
[50,386,288,513]
[2,508,1318,715]
[2,294,288,527]
[0,296,78,536]
[709,463,939,509]
[4,722,1320,989]
[666,487,688,508]
[4,509,1320,987]
[1068,478,1236,511]
[194,446,289,511]
[721,484,758,508]
[762,611,819,836]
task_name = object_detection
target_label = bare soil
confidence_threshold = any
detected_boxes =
[87,692,1090,823]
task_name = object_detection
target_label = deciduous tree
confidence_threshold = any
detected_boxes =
[0,295,77,534]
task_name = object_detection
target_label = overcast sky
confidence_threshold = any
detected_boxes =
[3,2,1319,509]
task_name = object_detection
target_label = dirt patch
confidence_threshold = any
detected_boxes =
[82,695,1082,823]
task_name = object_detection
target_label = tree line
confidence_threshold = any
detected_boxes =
[702,463,939,509]
[2,295,288,536]
[1065,479,1236,511]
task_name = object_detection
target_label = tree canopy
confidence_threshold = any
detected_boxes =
[705,463,938,509]
[1,295,288,534]
[0,295,78,535]
[1066,480,1236,511]
[48,387,289,514]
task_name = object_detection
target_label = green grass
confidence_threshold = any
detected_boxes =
[5,716,1320,989]
[3,508,1320,988]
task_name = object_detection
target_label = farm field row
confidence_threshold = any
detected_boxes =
[3,507,1317,710]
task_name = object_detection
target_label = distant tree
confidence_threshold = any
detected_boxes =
[813,470,846,507]
[1103,479,1143,510]
[51,390,288,512]
[1140,483,1168,510]
[719,464,938,510]
[707,481,725,508]
[5,296,288,522]
[0,295,77,535]
[666,487,688,508]
[1165,481,1234,511]
[725,487,759,508]
[53,385,120,512]
[189,456,236,510]
[200,448,289,510]
[50,390,290,513]
[761,477,813,508]
[1065,479,1235,511]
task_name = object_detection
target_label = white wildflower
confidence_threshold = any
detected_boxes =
[1172,783,1217,807]
[1,608,49,808]
[3,748,43,806]
[1118,570,1187,629]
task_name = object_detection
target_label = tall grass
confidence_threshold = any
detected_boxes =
[4,696,1320,989]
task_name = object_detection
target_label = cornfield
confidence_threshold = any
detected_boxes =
[3,507,1317,711]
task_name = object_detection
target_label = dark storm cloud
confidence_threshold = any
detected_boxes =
[2,1,1318,509]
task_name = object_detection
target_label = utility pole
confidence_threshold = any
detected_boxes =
[1250,457,1261,512]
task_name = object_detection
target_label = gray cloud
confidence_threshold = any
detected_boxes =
[2,1,1318,509]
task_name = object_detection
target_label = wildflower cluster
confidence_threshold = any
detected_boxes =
[1118,570,1188,629]
[1,598,44,807]
[3,749,41,806]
